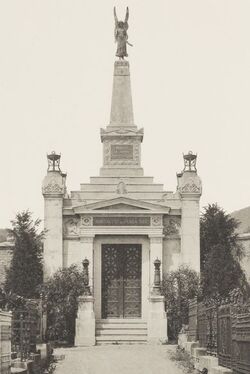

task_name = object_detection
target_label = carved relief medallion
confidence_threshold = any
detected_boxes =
[151,215,162,226]
[81,216,93,226]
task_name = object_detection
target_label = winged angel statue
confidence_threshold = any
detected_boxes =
[114,7,132,59]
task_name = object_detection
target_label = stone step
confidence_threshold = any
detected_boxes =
[71,191,165,200]
[80,183,164,192]
[11,368,27,374]
[96,319,147,327]
[96,323,147,330]
[96,335,147,343]
[96,329,147,335]
[96,340,147,345]
[97,318,146,323]
[89,176,155,184]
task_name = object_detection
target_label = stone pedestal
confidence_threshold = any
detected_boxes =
[211,367,233,374]
[178,333,188,349]
[75,296,95,346]
[183,341,199,355]
[193,347,207,369]
[199,356,219,373]
[147,295,168,344]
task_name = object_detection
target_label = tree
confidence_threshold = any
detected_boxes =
[162,265,200,341]
[200,204,249,301]
[41,265,86,344]
[4,211,43,298]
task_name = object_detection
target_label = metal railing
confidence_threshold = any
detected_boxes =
[188,299,250,374]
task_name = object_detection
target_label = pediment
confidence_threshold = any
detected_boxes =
[73,196,170,214]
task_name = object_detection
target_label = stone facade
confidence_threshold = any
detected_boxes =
[0,240,14,287]
[238,233,250,282]
[42,59,202,343]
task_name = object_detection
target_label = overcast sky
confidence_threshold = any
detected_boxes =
[0,0,250,227]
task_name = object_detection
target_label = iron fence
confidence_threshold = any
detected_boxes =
[189,300,250,374]
[218,304,250,374]
[188,298,197,342]
[197,302,217,355]
[218,304,232,368]
[11,311,37,361]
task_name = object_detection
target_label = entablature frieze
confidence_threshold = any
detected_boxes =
[69,214,166,228]
[78,226,164,237]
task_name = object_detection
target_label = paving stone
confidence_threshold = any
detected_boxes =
[53,345,185,374]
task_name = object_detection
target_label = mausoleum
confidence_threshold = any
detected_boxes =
[42,13,202,344]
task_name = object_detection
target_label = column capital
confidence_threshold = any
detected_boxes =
[148,235,164,244]
[80,235,95,243]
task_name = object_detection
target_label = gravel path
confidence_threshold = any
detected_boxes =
[53,345,184,374]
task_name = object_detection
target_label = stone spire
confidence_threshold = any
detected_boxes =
[100,59,143,177]
[109,60,135,128]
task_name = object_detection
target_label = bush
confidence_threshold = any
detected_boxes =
[170,346,195,373]
[40,264,86,345]
[162,266,200,341]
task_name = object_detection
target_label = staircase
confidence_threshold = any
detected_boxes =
[96,319,148,345]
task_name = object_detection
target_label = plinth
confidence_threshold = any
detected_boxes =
[147,294,168,344]
[75,295,95,346]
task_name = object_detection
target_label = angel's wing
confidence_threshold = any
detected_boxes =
[125,7,129,23]
[114,7,118,24]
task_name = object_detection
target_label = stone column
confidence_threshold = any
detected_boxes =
[181,197,200,271]
[42,171,64,279]
[147,259,168,344]
[178,170,202,272]
[80,236,95,291]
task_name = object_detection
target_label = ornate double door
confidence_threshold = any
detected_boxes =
[101,244,142,319]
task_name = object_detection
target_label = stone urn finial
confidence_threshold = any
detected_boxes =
[82,258,91,296]
[152,258,162,296]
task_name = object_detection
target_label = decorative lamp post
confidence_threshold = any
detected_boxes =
[47,151,61,172]
[82,258,91,296]
[152,258,162,296]
[183,151,197,172]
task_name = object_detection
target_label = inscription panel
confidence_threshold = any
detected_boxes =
[111,144,133,160]
[93,216,150,226]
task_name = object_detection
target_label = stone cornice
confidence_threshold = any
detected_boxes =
[62,207,181,216]
[72,196,170,212]
[100,127,144,142]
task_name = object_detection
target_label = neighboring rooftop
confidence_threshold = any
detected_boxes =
[0,228,8,243]
[0,228,14,248]
[231,206,250,234]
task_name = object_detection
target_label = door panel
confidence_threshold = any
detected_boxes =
[101,244,141,318]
